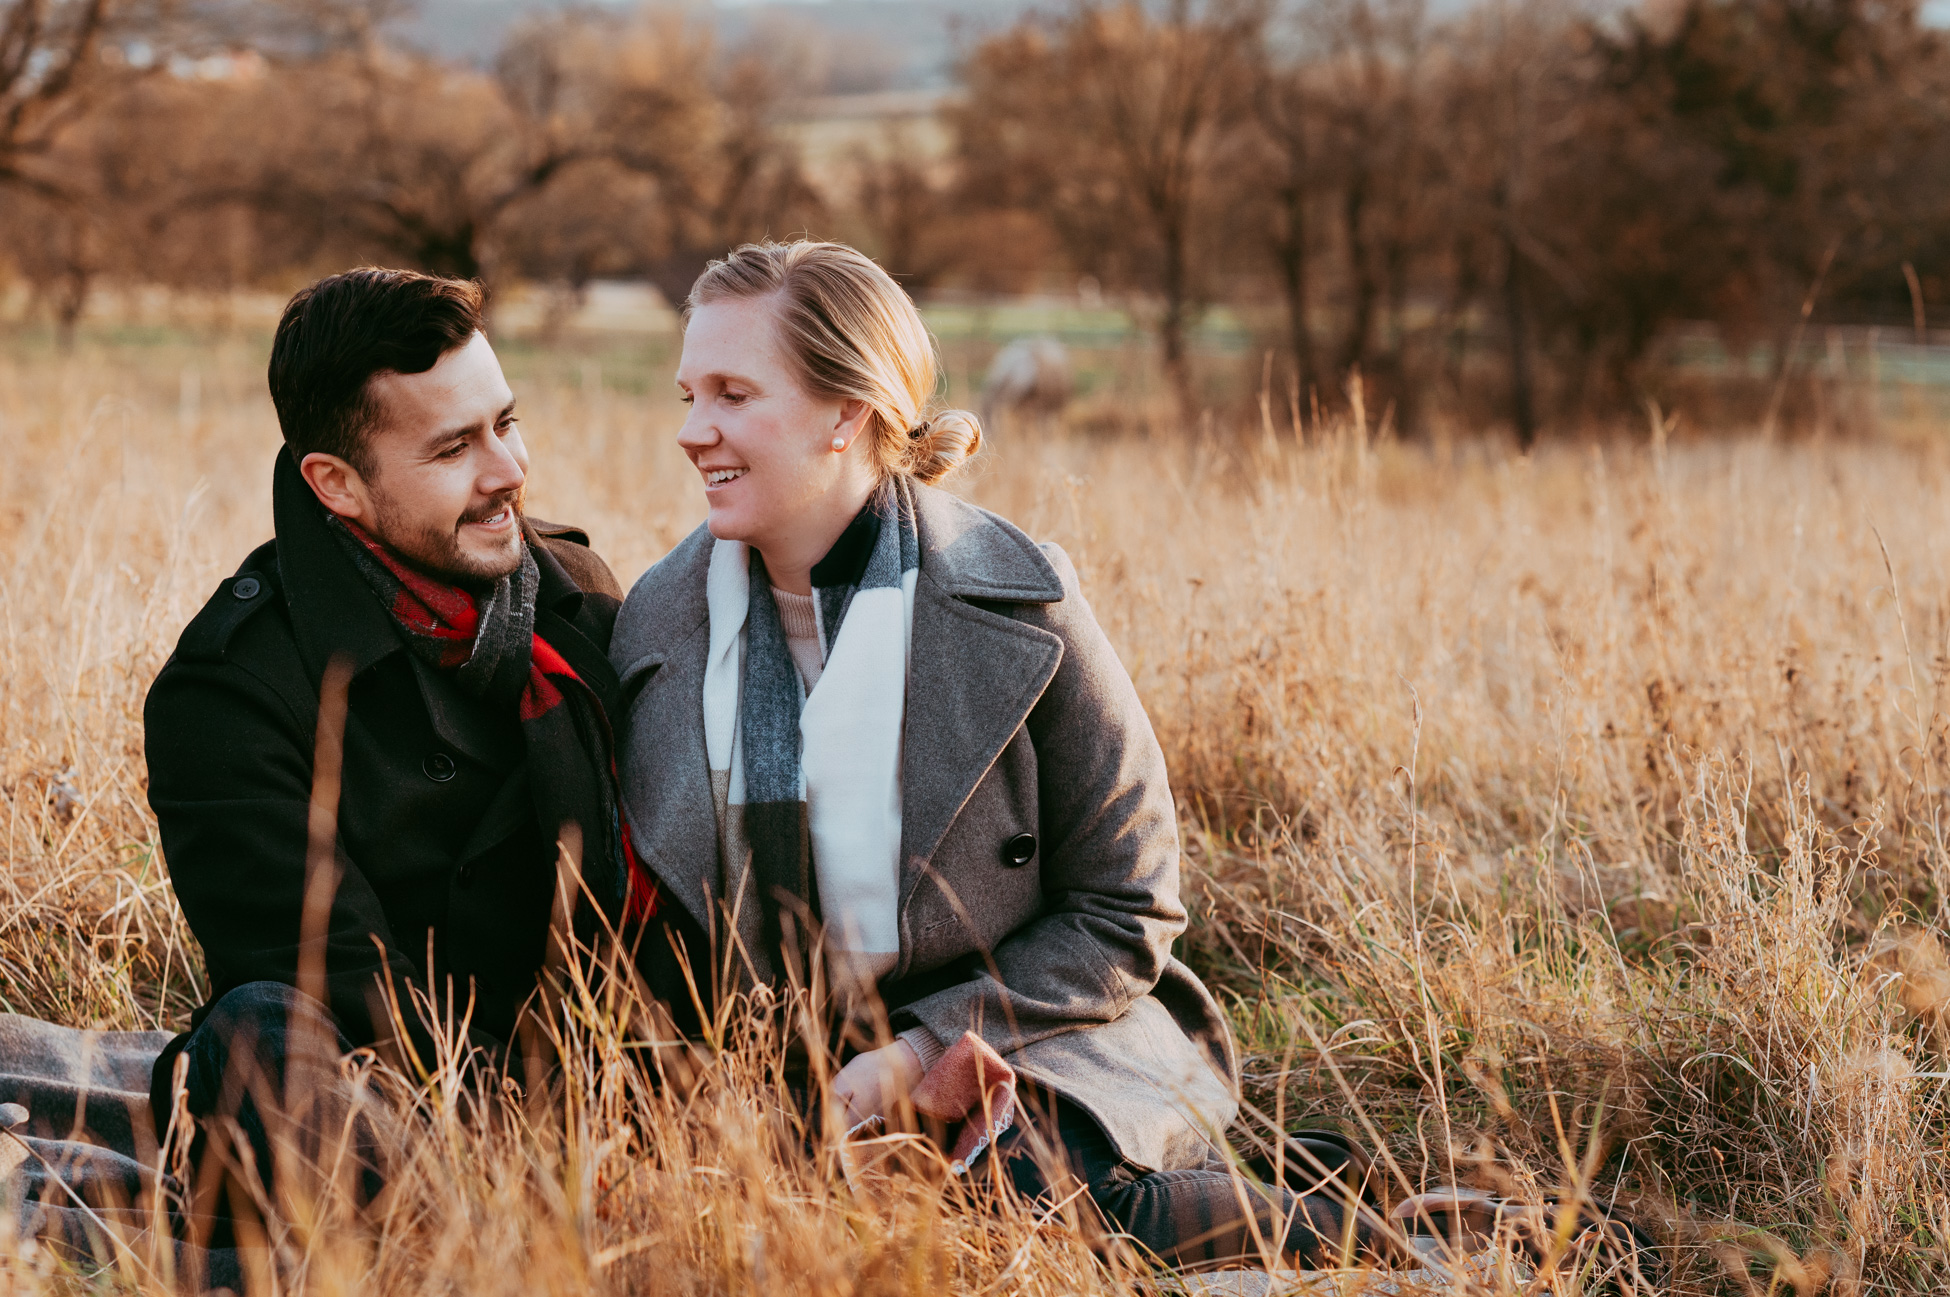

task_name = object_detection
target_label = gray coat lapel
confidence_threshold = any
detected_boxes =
[899,486,1066,897]
[611,525,720,937]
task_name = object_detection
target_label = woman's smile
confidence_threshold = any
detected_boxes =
[702,466,749,489]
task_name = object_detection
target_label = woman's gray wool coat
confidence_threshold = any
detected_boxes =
[609,481,1239,1172]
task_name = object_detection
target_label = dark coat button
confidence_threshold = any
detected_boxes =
[423,751,457,782]
[231,576,262,600]
[1002,832,1037,867]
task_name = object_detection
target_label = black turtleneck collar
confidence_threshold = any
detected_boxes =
[810,491,884,590]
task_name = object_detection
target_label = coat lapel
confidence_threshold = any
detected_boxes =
[610,525,721,937]
[898,486,1066,900]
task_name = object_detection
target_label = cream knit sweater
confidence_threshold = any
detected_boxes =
[771,587,825,691]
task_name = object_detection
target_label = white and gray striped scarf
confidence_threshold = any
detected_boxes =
[703,476,920,988]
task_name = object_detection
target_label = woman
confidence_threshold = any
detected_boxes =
[610,240,1372,1270]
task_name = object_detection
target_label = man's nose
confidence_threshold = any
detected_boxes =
[478,431,526,494]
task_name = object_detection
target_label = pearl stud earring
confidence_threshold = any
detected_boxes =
[832,437,846,452]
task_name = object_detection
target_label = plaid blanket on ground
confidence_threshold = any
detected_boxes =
[0,1012,241,1287]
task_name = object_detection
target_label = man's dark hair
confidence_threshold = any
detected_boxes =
[268,269,487,474]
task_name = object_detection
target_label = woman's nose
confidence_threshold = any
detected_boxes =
[676,410,717,450]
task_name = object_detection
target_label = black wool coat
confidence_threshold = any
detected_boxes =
[144,452,625,1075]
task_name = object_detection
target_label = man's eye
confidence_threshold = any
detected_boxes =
[440,442,467,458]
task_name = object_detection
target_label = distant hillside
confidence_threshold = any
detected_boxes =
[399,0,1041,90]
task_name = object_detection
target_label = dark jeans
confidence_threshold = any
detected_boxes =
[993,1092,1374,1270]
[150,981,385,1233]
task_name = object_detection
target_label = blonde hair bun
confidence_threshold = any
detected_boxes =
[907,408,983,485]
[687,240,981,485]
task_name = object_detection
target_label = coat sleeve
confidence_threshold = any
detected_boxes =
[145,655,457,1069]
[891,544,1186,1056]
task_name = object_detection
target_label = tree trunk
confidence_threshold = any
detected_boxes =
[1502,229,1536,451]
[1338,169,1377,375]
[1276,183,1317,400]
[647,249,715,317]
[1384,233,1410,363]
[416,227,482,281]
[1440,237,1479,393]
[53,269,88,352]
[1159,214,1198,428]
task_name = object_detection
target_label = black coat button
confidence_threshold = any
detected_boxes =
[1002,832,1037,867]
[231,576,261,600]
[423,751,457,782]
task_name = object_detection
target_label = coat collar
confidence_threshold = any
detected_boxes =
[909,481,1065,604]
[609,522,717,937]
[612,481,1068,953]
[273,448,408,687]
[610,522,712,694]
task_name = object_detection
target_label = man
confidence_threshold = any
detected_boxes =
[143,268,644,1215]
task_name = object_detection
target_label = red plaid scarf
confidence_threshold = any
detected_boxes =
[334,517,656,923]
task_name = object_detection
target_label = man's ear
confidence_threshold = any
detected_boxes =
[298,451,372,523]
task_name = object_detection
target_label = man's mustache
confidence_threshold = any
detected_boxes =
[459,490,523,528]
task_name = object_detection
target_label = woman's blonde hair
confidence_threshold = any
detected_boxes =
[685,240,982,485]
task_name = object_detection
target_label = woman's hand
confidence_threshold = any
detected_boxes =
[831,1039,925,1130]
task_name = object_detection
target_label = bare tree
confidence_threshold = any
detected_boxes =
[1412,0,1572,447]
[956,0,1266,426]
[600,30,827,308]
[1246,54,1321,397]
[0,0,117,195]
[11,0,1947,436]
[1298,0,1435,394]
[849,124,959,291]
[0,1,196,342]
[223,43,587,284]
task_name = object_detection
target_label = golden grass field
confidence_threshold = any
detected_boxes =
[5,326,1950,1294]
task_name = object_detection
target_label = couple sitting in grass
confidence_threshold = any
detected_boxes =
[138,244,1630,1281]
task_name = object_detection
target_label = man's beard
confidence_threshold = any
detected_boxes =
[370,485,526,587]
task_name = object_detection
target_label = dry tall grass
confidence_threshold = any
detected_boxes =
[4,333,1950,1293]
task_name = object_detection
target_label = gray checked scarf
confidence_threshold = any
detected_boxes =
[703,477,920,986]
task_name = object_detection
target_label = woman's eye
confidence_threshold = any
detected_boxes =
[679,393,695,406]
[723,391,749,406]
